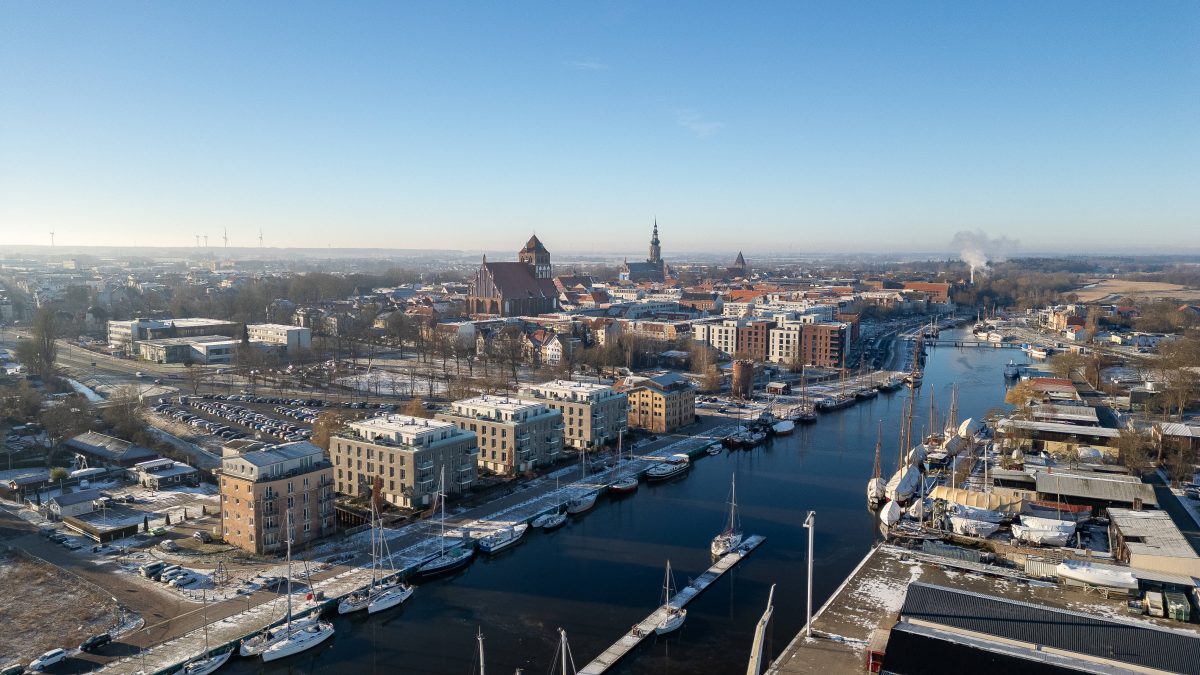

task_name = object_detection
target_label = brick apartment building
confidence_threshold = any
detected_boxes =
[219,441,335,554]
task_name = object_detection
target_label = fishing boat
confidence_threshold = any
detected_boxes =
[876,377,903,393]
[477,523,528,555]
[258,539,335,662]
[1056,560,1138,590]
[413,467,475,580]
[772,419,795,436]
[645,453,690,482]
[182,591,231,675]
[950,516,1001,538]
[904,371,923,388]
[608,431,639,493]
[816,394,854,411]
[654,560,687,635]
[1003,360,1020,379]
[710,474,743,557]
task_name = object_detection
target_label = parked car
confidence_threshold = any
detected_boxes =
[79,633,111,653]
[193,530,212,543]
[150,526,167,536]
[1,663,25,675]
[159,539,179,552]
[28,649,67,672]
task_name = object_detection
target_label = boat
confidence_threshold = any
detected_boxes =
[793,407,818,423]
[879,500,902,528]
[772,420,795,436]
[904,372,923,388]
[565,490,598,514]
[654,560,687,635]
[1020,514,1078,533]
[815,395,854,411]
[532,510,567,530]
[950,516,1001,538]
[413,467,476,580]
[1010,523,1071,546]
[1055,560,1138,590]
[183,591,231,675]
[552,628,577,675]
[744,430,766,448]
[710,474,743,557]
[257,539,335,662]
[261,621,335,662]
[854,387,878,401]
[947,503,1004,523]
[645,453,690,482]
[1003,360,1020,379]
[239,615,320,657]
[1023,500,1092,522]
[876,377,903,393]
[866,422,886,507]
[987,332,1005,343]
[705,442,723,455]
[477,523,528,555]
[1030,347,1049,360]
[339,504,411,614]
[608,431,639,493]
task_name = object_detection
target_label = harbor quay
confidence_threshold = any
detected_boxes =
[766,543,1200,675]
[97,423,738,675]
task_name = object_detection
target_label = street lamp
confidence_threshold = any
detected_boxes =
[802,510,815,638]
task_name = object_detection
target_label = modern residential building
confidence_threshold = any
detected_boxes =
[436,396,564,476]
[622,373,697,434]
[330,415,479,508]
[246,323,313,352]
[219,441,335,554]
[736,319,775,361]
[767,320,804,365]
[800,322,849,369]
[518,380,628,450]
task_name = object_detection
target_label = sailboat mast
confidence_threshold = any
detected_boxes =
[477,628,486,675]
[560,629,568,675]
[439,465,446,556]
[285,536,293,632]
[873,421,882,481]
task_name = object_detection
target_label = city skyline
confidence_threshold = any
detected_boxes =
[2,2,1198,252]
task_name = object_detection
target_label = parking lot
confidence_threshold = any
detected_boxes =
[148,393,397,446]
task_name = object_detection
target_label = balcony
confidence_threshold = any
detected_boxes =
[416,460,434,472]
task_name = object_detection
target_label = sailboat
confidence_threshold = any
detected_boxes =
[477,523,529,555]
[239,542,322,657]
[339,503,413,614]
[181,590,230,675]
[608,431,638,494]
[866,422,885,507]
[654,560,687,634]
[413,466,475,579]
[552,628,577,675]
[565,450,598,514]
[532,478,568,530]
[710,474,743,557]
[260,538,336,662]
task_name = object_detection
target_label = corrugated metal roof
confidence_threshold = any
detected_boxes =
[1109,508,1198,560]
[1033,469,1157,506]
[900,582,1200,674]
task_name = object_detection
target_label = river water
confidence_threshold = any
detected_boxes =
[228,327,1018,674]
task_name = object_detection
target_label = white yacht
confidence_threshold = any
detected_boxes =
[710,474,743,557]
[258,538,335,662]
[477,523,529,554]
[654,560,687,635]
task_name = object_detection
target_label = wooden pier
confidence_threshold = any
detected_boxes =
[925,339,1022,349]
[578,534,766,674]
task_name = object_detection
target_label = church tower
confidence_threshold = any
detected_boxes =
[648,220,661,263]
[519,234,552,279]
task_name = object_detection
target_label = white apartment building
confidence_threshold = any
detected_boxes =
[247,323,312,352]
[768,320,804,364]
[694,319,743,356]
[723,301,756,318]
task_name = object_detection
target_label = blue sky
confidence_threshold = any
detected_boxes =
[2,2,1197,255]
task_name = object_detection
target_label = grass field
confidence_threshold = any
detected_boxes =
[1074,279,1200,303]
[0,548,124,664]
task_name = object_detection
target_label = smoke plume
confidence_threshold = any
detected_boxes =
[950,230,1018,282]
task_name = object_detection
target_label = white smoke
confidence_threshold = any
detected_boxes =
[950,230,1019,283]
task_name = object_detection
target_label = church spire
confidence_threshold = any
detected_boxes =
[649,219,661,263]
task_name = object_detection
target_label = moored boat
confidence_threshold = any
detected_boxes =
[413,467,476,580]
[565,490,598,514]
[654,560,687,635]
[532,510,567,530]
[367,581,414,614]
[608,431,639,493]
[182,650,230,675]
[950,516,1001,538]
[477,523,528,554]
[854,387,878,401]
[260,621,335,662]
[646,453,690,482]
[710,474,742,557]
[1003,360,1020,379]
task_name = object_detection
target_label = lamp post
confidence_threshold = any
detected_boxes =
[802,510,815,638]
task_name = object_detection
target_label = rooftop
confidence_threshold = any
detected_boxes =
[518,380,619,401]
[1109,508,1198,560]
[1032,468,1157,506]
[65,431,157,463]
[448,395,553,421]
[346,414,465,447]
[138,334,237,347]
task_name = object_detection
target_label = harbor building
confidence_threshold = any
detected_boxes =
[517,380,628,450]
[436,396,564,476]
[1108,508,1200,577]
[219,441,335,554]
[621,373,697,434]
[331,415,479,508]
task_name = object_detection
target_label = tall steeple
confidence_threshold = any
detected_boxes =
[648,219,661,263]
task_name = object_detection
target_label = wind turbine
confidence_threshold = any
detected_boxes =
[223,228,228,249]
[49,231,55,247]
[203,235,209,247]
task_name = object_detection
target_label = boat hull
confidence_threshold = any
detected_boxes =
[260,623,335,662]
[645,465,688,482]
[655,609,687,635]
[532,512,567,530]
[478,525,528,554]
[565,492,598,514]
[367,585,414,614]
[182,650,230,675]
[711,532,743,557]
[412,548,474,580]
[609,477,639,493]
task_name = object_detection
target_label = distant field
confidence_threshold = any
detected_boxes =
[1074,279,1200,303]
